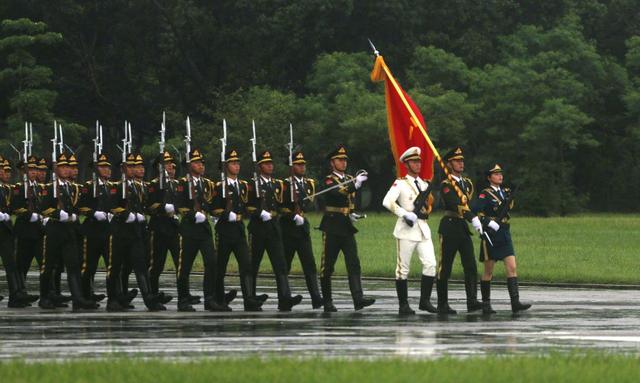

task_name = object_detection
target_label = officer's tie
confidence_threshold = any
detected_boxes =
[414,179,421,193]
[297,180,307,200]
[458,178,465,193]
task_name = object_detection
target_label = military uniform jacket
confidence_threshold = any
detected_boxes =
[147,177,180,236]
[382,175,433,241]
[40,180,80,221]
[246,176,284,237]
[1,182,13,235]
[11,181,43,239]
[212,178,249,242]
[78,179,114,239]
[318,172,357,236]
[280,176,316,238]
[438,176,475,238]
[473,186,514,227]
[109,180,146,238]
[176,175,216,239]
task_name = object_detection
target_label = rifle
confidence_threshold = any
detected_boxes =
[403,182,433,227]
[159,112,166,190]
[92,120,103,198]
[220,119,227,198]
[249,120,261,203]
[22,122,33,199]
[185,116,193,201]
[51,121,63,200]
[120,121,132,199]
[287,123,298,213]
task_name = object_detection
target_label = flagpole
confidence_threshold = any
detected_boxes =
[370,45,471,207]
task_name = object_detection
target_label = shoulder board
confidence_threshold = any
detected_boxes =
[240,180,248,185]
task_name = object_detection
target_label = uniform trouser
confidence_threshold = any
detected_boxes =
[320,232,361,278]
[121,223,148,293]
[250,232,291,299]
[17,235,43,277]
[395,238,436,280]
[80,234,109,299]
[283,233,317,276]
[176,235,216,301]
[40,223,82,300]
[108,230,151,301]
[148,229,180,294]
[1,231,18,295]
[437,234,477,280]
[215,233,252,304]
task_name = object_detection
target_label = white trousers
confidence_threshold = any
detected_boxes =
[395,238,436,280]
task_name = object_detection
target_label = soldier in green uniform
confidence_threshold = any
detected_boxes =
[174,148,220,312]
[211,148,263,311]
[38,152,98,310]
[146,151,180,304]
[78,153,113,303]
[473,164,531,314]
[247,150,302,312]
[108,153,163,311]
[319,145,375,312]
[1,157,37,307]
[436,147,484,314]
[280,151,323,309]
[12,156,45,290]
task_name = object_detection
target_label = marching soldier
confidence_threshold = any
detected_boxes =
[78,153,113,303]
[279,151,324,309]
[175,148,220,312]
[382,147,437,315]
[473,164,531,314]
[108,152,163,311]
[437,146,484,314]
[38,152,98,310]
[146,151,180,304]
[211,148,264,311]
[1,157,36,307]
[247,150,302,312]
[319,145,375,312]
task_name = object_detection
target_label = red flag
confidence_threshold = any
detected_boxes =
[371,55,434,180]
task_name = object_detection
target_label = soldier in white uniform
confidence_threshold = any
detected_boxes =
[382,147,437,315]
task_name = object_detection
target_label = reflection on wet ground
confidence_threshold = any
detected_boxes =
[0,273,638,360]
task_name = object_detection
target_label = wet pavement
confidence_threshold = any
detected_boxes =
[0,272,639,360]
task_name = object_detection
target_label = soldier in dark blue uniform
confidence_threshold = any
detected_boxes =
[146,151,180,304]
[280,151,323,309]
[212,148,263,311]
[473,164,531,314]
[247,150,302,312]
[319,145,375,312]
[437,147,484,314]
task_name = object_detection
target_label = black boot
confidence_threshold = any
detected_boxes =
[436,279,456,314]
[507,277,531,313]
[348,274,375,311]
[321,276,337,312]
[480,280,496,314]
[395,279,415,315]
[418,275,437,313]
[464,274,483,312]
[38,270,56,309]
[305,273,324,309]
[135,271,164,311]
[106,274,126,311]
[54,270,71,303]
[240,274,263,312]
[252,274,269,303]
[204,296,229,312]
[7,271,28,308]
[157,292,173,304]
[276,274,302,312]
[68,273,99,310]
[225,289,237,305]
[16,271,38,303]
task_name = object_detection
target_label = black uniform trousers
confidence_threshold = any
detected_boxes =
[176,232,216,301]
[17,234,43,277]
[80,222,110,299]
[283,230,317,276]
[108,222,148,300]
[437,234,477,281]
[40,222,81,299]
[1,230,17,275]
[214,230,251,304]
[250,222,288,287]
[320,232,361,278]
[148,226,180,293]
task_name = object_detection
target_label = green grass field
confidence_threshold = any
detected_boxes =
[2,354,639,382]
[190,213,637,285]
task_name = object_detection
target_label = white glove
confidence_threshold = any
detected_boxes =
[488,220,500,231]
[354,172,368,189]
[228,211,237,222]
[29,212,39,222]
[260,210,272,222]
[94,211,108,221]
[125,212,136,223]
[42,217,50,226]
[164,203,175,214]
[403,212,418,224]
[349,213,359,223]
[0,213,7,222]
[107,213,114,222]
[195,211,206,223]
[59,210,69,222]
[471,216,483,234]
[70,213,78,222]
[3,212,10,221]
[293,214,305,226]
[136,213,145,222]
